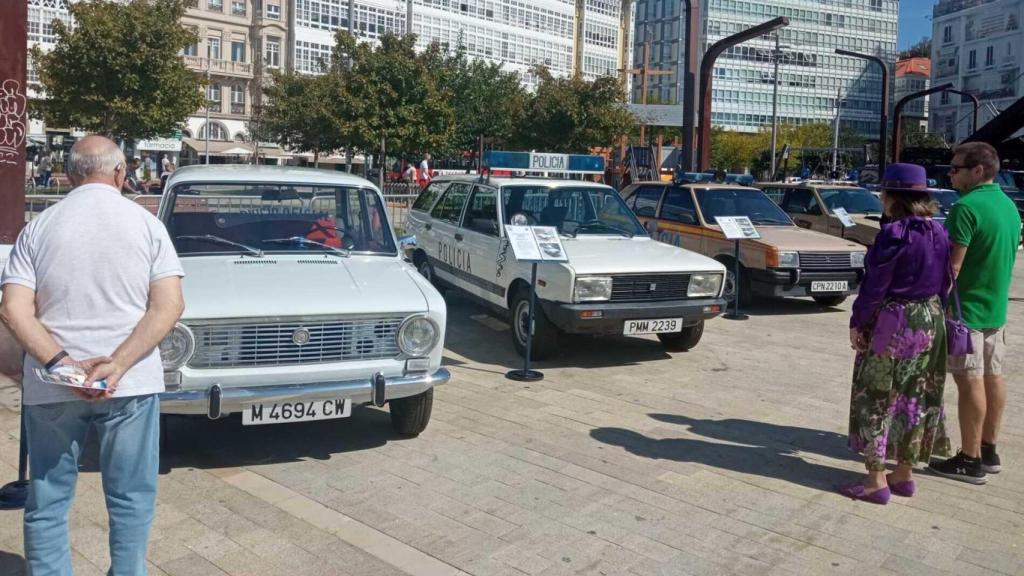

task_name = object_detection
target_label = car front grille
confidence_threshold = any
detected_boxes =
[611,274,691,303]
[799,252,853,270]
[187,316,404,368]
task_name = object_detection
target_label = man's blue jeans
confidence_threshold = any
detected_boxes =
[23,394,160,576]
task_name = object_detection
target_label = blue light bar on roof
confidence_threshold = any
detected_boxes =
[483,150,606,174]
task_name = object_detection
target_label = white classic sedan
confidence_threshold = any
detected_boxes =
[156,165,448,435]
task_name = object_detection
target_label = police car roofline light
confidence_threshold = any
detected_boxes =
[672,171,754,186]
[482,150,606,175]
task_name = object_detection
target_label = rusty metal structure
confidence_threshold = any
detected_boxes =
[0,1,28,243]
[697,16,789,171]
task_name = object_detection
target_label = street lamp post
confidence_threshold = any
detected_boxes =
[892,82,954,162]
[678,0,701,172]
[835,49,890,175]
[769,34,790,180]
[205,58,211,165]
[698,17,790,171]
[831,87,843,175]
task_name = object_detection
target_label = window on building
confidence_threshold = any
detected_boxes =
[207,37,221,60]
[199,122,228,141]
[941,91,950,105]
[207,84,222,112]
[264,37,280,68]
[231,40,245,63]
[231,85,245,114]
[968,49,977,69]
[266,2,280,18]
[208,0,223,12]
[183,41,198,57]
[986,45,994,67]
[943,25,952,43]
[232,0,245,15]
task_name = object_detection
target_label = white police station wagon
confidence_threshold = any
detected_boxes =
[403,152,728,359]
[156,165,448,436]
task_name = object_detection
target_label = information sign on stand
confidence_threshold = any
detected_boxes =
[714,216,760,321]
[832,207,856,228]
[504,226,567,382]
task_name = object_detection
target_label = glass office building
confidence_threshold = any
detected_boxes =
[632,0,898,134]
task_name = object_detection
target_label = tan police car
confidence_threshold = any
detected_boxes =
[403,168,728,360]
[621,174,867,307]
[758,181,883,246]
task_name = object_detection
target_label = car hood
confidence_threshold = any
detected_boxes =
[747,226,865,252]
[179,255,428,320]
[563,236,725,274]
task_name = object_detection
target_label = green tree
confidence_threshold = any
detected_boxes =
[514,66,636,153]
[709,127,765,173]
[899,37,932,60]
[332,32,455,170]
[262,71,350,166]
[30,0,204,142]
[900,119,948,149]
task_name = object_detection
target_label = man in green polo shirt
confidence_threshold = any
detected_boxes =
[928,142,1021,485]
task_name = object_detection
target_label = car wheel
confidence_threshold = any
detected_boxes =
[813,295,847,307]
[389,388,433,437]
[510,288,560,360]
[657,320,704,351]
[720,264,752,306]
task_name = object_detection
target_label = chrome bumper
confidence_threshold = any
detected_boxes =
[159,368,450,417]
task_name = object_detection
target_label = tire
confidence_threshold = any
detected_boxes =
[389,388,433,437]
[658,320,704,352]
[813,295,847,307]
[719,261,752,307]
[414,252,443,293]
[510,287,560,360]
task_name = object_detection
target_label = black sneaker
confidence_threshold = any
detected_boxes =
[927,452,988,485]
[982,442,1002,474]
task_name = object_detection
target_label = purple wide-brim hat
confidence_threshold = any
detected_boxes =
[879,162,942,194]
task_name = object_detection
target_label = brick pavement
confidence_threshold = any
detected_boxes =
[1,266,1022,576]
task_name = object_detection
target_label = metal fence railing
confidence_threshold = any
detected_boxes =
[382,182,421,234]
[24,195,64,223]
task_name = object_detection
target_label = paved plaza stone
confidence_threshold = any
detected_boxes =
[1,264,1022,576]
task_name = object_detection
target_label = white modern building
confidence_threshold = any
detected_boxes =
[26,0,74,145]
[929,0,1023,142]
[632,0,899,135]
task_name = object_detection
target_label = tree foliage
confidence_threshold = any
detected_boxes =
[899,37,932,60]
[30,0,204,142]
[262,71,350,164]
[514,66,636,153]
[710,123,869,177]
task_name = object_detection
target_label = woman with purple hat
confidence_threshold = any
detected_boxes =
[839,163,953,504]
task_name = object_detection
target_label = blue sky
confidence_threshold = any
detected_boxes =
[899,0,937,49]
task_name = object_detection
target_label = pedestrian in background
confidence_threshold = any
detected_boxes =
[0,135,185,574]
[928,142,1021,484]
[841,163,952,505]
[37,151,52,187]
[418,152,432,188]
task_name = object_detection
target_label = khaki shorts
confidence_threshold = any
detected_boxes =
[948,327,1007,377]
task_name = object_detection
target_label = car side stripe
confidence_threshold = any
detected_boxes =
[429,256,506,298]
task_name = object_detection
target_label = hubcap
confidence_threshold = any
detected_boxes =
[515,300,530,345]
[722,270,737,302]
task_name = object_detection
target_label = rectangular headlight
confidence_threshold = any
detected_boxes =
[574,276,612,302]
[851,252,865,268]
[776,251,800,269]
[688,273,723,297]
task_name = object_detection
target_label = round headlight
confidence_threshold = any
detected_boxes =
[159,323,194,371]
[397,316,438,357]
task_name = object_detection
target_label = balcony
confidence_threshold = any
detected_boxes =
[184,56,253,78]
[206,100,222,113]
[231,102,246,114]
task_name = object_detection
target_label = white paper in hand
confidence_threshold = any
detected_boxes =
[34,365,109,390]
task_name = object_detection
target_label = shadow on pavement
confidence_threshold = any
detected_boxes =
[443,293,676,369]
[0,550,26,576]
[79,406,406,474]
[648,413,859,463]
[590,424,859,492]
[740,297,848,317]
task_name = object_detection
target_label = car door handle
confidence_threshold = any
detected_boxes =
[454,233,464,241]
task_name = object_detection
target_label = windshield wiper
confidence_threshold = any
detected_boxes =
[570,221,634,238]
[262,236,351,257]
[176,235,263,257]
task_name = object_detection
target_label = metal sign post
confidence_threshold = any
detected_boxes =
[714,216,760,321]
[507,262,544,382]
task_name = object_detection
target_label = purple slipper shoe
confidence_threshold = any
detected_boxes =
[887,479,916,497]
[835,482,891,505]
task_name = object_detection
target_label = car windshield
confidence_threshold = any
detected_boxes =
[695,188,793,225]
[932,190,960,211]
[819,188,883,215]
[165,183,396,256]
[501,185,647,237]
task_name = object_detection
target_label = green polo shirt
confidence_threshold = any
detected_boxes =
[945,182,1022,329]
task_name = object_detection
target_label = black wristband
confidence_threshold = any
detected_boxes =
[45,350,69,371]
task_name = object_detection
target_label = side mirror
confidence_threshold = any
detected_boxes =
[399,235,418,258]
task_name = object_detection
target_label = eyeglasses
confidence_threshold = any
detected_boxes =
[949,164,976,173]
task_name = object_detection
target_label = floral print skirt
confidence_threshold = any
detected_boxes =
[849,297,952,471]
